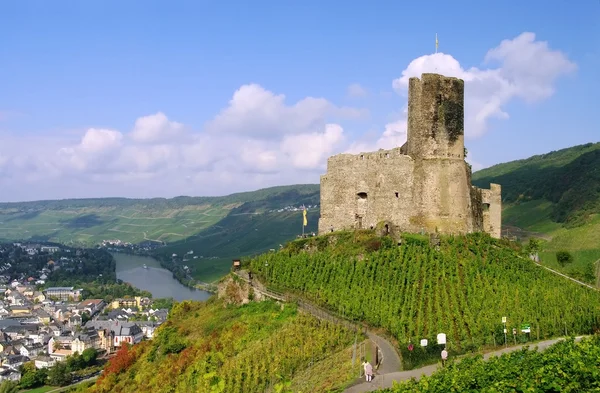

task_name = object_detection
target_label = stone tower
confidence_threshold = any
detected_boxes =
[318,73,501,238]
[407,74,474,234]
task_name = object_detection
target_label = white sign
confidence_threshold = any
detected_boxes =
[420,339,428,347]
[503,328,507,333]
[437,333,447,345]
[502,317,507,323]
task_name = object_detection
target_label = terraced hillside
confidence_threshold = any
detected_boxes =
[249,231,600,355]
[77,299,360,393]
[472,141,600,284]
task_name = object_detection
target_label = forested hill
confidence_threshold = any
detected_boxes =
[472,142,600,226]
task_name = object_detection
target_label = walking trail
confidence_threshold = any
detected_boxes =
[234,270,590,392]
[343,336,586,392]
[234,270,401,374]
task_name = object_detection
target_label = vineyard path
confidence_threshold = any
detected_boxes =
[344,335,587,392]
[234,270,402,375]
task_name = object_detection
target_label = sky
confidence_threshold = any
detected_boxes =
[0,1,598,202]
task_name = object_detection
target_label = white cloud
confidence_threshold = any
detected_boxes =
[281,124,345,169]
[346,83,368,98]
[130,112,184,144]
[389,32,576,138]
[0,32,576,201]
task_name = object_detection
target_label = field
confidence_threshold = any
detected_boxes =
[381,336,600,393]
[0,204,228,245]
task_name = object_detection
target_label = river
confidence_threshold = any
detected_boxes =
[112,253,212,302]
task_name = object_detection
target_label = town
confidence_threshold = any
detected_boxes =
[0,242,169,387]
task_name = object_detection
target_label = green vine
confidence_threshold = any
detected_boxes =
[438,100,464,142]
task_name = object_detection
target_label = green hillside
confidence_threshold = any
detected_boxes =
[0,184,318,245]
[156,208,319,282]
[249,231,600,356]
[0,185,319,281]
[472,142,600,283]
[79,299,360,393]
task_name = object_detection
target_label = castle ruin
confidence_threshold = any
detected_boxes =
[318,73,501,238]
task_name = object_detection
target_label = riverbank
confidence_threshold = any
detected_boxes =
[112,253,213,302]
[104,247,213,292]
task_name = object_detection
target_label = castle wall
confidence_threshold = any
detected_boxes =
[318,148,414,233]
[410,159,474,234]
[481,184,502,238]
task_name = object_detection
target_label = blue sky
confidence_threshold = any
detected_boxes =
[0,1,598,201]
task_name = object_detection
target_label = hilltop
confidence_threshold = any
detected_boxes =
[472,142,600,284]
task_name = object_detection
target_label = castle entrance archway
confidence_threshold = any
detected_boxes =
[356,192,368,229]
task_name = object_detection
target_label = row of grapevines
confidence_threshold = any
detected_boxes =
[381,336,600,392]
[249,232,600,349]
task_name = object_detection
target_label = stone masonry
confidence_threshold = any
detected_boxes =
[318,73,501,238]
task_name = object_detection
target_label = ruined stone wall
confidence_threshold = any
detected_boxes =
[481,184,502,238]
[318,148,414,234]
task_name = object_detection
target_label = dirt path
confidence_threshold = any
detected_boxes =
[343,336,586,392]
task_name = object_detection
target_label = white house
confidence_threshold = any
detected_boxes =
[34,356,56,369]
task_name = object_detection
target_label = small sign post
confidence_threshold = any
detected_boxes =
[437,333,446,345]
[521,323,531,341]
[502,317,507,347]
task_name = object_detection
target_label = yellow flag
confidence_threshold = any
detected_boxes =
[303,207,307,227]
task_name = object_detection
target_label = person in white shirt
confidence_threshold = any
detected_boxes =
[441,348,448,367]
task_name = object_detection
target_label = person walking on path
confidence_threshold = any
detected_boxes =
[362,361,373,382]
[441,347,448,367]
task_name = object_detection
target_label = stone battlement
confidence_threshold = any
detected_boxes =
[318,73,501,238]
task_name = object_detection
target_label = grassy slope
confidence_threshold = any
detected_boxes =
[473,142,600,283]
[82,298,359,393]
[157,209,319,282]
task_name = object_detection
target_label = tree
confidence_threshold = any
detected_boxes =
[526,238,542,254]
[48,361,72,386]
[18,362,42,389]
[81,347,98,366]
[556,250,573,266]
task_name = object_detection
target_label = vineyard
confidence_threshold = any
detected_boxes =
[381,336,600,392]
[249,231,600,352]
[84,299,359,393]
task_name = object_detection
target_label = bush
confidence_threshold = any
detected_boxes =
[556,250,574,266]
